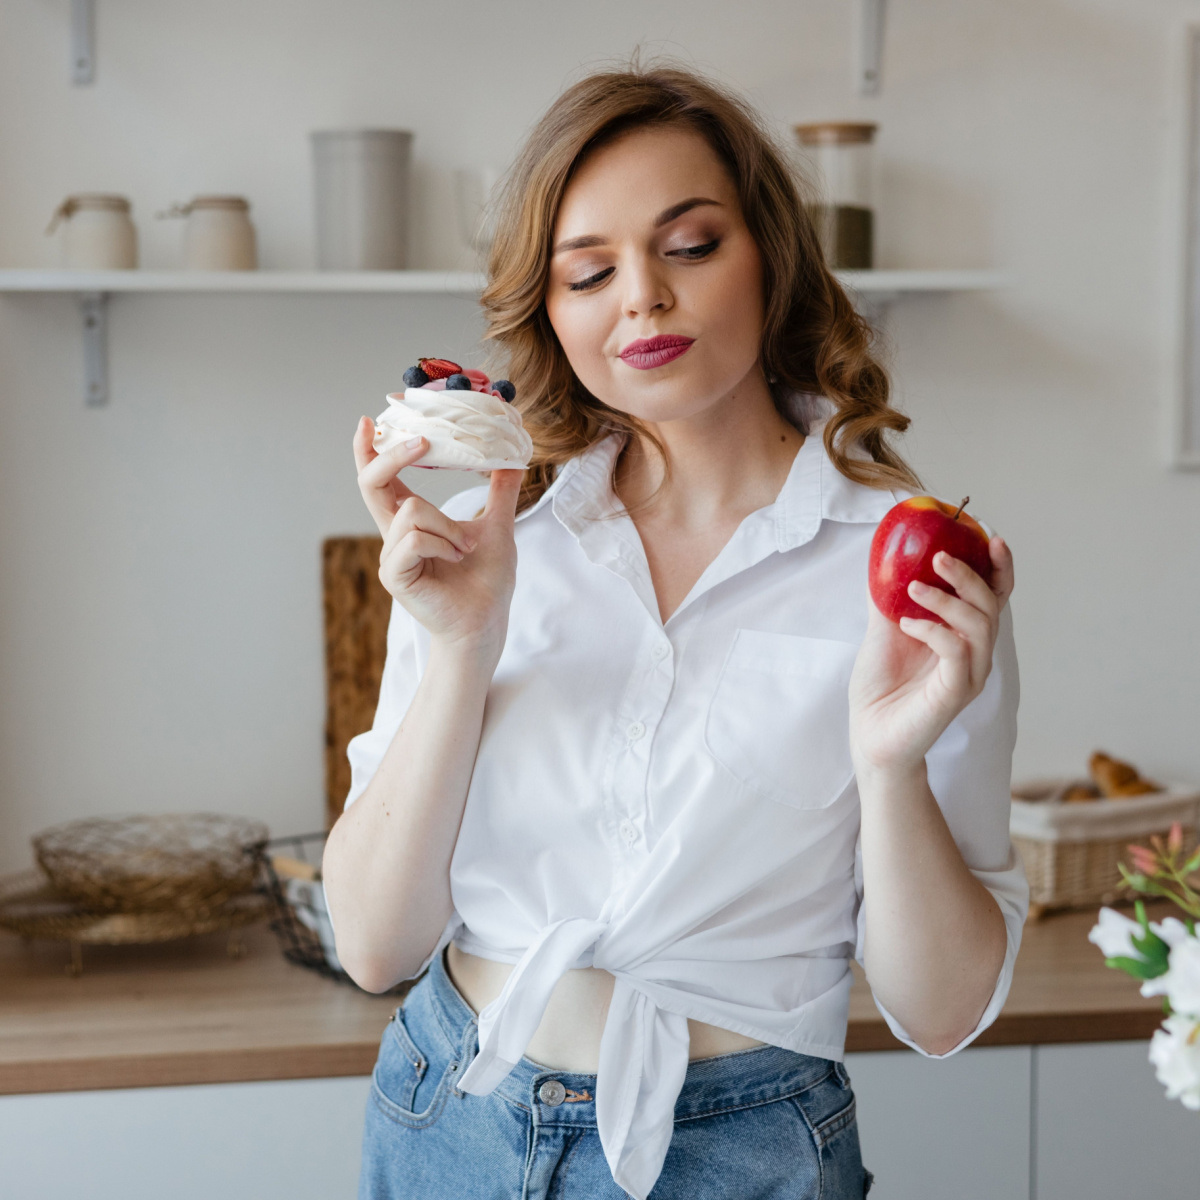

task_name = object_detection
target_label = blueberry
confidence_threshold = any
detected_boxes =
[403,365,429,388]
[445,373,473,390]
[492,379,516,402]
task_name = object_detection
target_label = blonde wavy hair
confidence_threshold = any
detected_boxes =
[481,62,923,513]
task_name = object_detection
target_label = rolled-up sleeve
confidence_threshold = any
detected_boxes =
[343,597,422,811]
[853,601,1029,1057]
[324,597,421,949]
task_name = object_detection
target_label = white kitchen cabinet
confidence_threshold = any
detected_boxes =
[1034,1041,1200,1200]
[4,1041,1198,1199]
[0,1076,371,1200]
[845,1045,1032,1200]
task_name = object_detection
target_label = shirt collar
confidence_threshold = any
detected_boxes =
[519,392,904,539]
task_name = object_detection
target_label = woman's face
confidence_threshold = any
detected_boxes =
[545,124,767,426]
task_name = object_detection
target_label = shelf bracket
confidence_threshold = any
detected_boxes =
[71,0,95,86]
[857,0,885,95]
[81,292,109,406]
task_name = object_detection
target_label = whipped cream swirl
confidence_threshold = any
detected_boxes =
[373,384,533,471]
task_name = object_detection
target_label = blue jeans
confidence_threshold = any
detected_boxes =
[359,949,874,1199]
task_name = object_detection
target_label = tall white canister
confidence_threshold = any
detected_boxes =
[310,129,413,269]
[46,194,138,268]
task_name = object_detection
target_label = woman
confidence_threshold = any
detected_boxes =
[323,64,1027,1200]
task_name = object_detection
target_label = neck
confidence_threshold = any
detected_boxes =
[614,370,804,532]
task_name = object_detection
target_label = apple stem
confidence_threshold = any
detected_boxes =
[952,495,970,521]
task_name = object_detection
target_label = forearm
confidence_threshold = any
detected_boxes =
[322,638,497,991]
[856,758,1007,1055]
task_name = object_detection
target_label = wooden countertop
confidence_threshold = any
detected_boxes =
[0,902,1175,1096]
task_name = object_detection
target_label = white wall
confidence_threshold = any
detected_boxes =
[1,0,1198,867]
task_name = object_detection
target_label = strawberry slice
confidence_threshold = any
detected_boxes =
[418,357,463,380]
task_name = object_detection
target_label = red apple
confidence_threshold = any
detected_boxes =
[869,495,994,625]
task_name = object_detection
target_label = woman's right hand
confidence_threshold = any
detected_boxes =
[352,417,523,655]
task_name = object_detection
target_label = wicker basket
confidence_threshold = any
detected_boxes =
[33,812,269,915]
[1011,779,1200,919]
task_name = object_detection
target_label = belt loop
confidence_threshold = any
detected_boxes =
[833,1060,850,1088]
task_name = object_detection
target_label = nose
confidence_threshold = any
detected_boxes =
[620,252,673,319]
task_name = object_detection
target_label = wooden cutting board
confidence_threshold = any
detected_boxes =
[322,537,389,829]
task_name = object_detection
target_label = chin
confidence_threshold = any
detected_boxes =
[596,361,749,426]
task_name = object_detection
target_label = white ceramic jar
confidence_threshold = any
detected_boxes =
[46,194,138,268]
[160,196,258,270]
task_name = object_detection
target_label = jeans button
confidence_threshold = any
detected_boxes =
[538,1079,566,1107]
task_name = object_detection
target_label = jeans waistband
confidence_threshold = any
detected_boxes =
[409,947,842,1127]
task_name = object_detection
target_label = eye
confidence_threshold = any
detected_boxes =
[667,238,720,261]
[567,266,615,292]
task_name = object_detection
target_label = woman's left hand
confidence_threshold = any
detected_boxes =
[848,536,1015,774]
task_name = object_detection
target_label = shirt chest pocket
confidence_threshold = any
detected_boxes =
[703,629,860,811]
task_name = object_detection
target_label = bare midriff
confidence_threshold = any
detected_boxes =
[444,942,765,1073]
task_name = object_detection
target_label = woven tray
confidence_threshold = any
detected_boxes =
[0,868,272,976]
[0,868,270,941]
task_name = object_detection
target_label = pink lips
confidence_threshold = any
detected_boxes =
[619,334,695,370]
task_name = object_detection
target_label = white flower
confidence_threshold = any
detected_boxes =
[1088,907,1143,958]
[1141,932,1200,1016]
[1150,916,1195,951]
[1148,1014,1200,1110]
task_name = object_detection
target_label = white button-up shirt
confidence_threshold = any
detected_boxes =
[341,392,1028,1200]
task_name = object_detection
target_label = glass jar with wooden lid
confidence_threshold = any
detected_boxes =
[794,123,878,269]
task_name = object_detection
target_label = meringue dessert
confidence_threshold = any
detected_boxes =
[372,358,533,472]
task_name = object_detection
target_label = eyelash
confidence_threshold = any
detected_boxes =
[566,239,721,292]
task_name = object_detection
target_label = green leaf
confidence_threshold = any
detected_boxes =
[1105,955,1163,980]
[1130,929,1171,976]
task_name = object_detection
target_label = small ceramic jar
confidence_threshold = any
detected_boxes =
[160,196,258,270]
[46,194,138,268]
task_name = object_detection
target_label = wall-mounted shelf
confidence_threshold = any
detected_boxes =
[0,268,1012,405]
[0,267,1008,296]
[0,269,485,295]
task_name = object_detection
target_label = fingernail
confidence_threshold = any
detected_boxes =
[405,436,423,448]
[909,580,927,593]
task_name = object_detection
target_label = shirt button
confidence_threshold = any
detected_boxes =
[539,1079,566,1107]
[619,820,638,845]
[652,641,669,660]
[626,721,646,741]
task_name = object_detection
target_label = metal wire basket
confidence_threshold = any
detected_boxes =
[252,830,408,994]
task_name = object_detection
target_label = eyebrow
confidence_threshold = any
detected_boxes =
[551,197,723,254]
